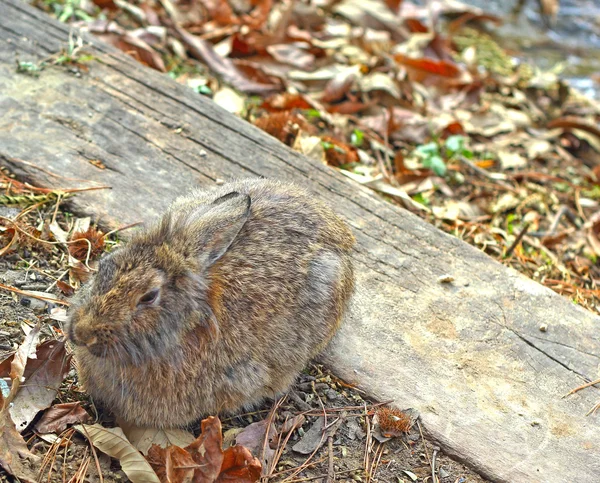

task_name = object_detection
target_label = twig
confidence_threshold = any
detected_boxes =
[266,457,327,479]
[0,282,70,306]
[103,221,142,239]
[300,400,393,417]
[262,395,285,480]
[0,215,96,272]
[417,420,431,466]
[431,445,440,483]
[564,378,600,397]
[505,221,531,258]
[325,436,334,483]
[369,442,385,482]
[0,155,109,185]
[363,402,371,482]
[284,467,362,483]
[80,425,104,483]
[458,155,514,190]
[288,390,311,411]
[281,385,328,483]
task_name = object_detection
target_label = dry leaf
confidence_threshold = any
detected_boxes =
[35,402,90,434]
[213,87,246,115]
[68,227,105,261]
[147,444,198,483]
[75,424,161,483]
[174,25,280,95]
[233,419,277,475]
[0,409,40,483]
[7,340,71,432]
[120,421,196,455]
[1,323,42,415]
[498,150,527,170]
[217,445,262,482]
[185,416,224,482]
[266,44,315,70]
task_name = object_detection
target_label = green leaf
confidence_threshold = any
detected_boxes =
[350,129,364,147]
[194,85,212,96]
[445,135,465,154]
[58,4,73,22]
[414,142,439,157]
[428,155,447,176]
[305,109,322,119]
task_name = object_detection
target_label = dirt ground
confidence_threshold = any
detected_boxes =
[0,265,488,483]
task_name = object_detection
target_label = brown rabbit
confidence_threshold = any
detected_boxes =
[67,178,355,428]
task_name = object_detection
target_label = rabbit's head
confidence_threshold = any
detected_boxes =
[67,191,251,364]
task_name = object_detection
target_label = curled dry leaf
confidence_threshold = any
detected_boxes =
[147,444,198,483]
[75,424,161,483]
[218,445,262,482]
[68,227,105,261]
[35,402,91,434]
[185,415,224,482]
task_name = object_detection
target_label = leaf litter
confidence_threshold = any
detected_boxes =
[2,0,600,480]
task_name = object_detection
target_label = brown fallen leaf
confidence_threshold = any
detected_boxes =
[260,93,314,112]
[266,44,315,70]
[35,402,91,434]
[185,416,224,482]
[383,0,403,14]
[254,111,311,146]
[198,0,240,26]
[394,54,461,79]
[233,419,277,475]
[174,25,281,95]
[147,444,198,483]
[107,33,167,72]
[56,279,75,296]
[321,66,359,103]
[0,407,41,483]
[447,12,502,34]
[321,136,360,167]
[217,445,262,482]
[547,116,600,141]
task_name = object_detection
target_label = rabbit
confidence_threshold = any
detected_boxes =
[66,178,355,429]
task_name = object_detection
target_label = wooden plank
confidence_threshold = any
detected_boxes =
[1,1,599,481]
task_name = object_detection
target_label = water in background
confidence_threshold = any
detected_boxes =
[426,0,600,99]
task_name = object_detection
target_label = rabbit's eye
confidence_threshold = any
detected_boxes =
[138,289,160,306]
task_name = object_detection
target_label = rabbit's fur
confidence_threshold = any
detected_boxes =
[67,179,355,428]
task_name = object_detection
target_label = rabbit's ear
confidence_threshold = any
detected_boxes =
[193,191,251,268]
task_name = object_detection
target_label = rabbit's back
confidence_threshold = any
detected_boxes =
[182,179,355,406]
